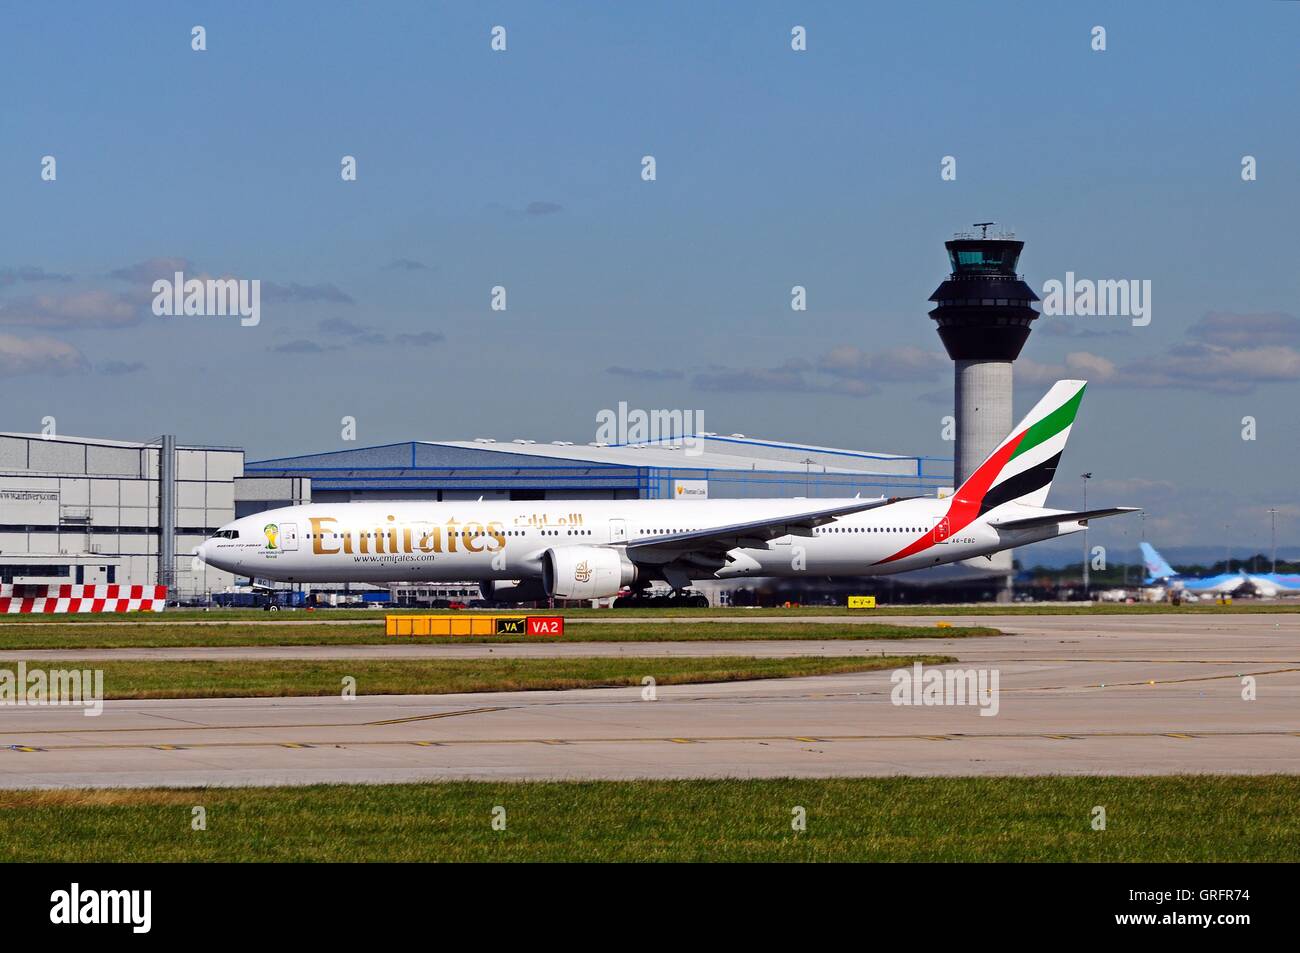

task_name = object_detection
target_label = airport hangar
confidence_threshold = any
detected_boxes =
[0,431,242,601]
[0,430,951,604]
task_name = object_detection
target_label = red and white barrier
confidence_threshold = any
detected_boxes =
[0,584,167,614]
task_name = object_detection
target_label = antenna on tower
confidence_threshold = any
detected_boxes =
[973,221,996,238]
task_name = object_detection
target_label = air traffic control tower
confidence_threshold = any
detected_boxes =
[929,224,1039,586]
[929,224,1040,484]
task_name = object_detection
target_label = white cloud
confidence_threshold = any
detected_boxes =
[0,333,87,374]
[1017,351,1118,385]
[0,290,138,329]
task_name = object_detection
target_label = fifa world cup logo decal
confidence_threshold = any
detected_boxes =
[264,523,279,550]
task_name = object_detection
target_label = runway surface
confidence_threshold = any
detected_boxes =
[0,612,1296,788]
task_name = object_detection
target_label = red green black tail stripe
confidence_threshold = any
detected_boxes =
[872,382,1085,565]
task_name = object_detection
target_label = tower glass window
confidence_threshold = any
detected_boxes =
[948,245,1021,275]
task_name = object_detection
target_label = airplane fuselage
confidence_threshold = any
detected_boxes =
[199,497,1072,587]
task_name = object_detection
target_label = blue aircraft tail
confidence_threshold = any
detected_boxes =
[1140,542,1177,583]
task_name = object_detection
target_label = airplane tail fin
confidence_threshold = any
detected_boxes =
[953,380,1086,515]
[1140,542,1177,581]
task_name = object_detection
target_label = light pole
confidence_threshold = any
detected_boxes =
[1268,508,1278,573]
[1081,473,1092,599]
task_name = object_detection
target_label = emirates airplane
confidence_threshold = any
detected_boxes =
[199,380,1137,602]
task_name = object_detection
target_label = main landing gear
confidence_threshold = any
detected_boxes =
[613,589,710,609]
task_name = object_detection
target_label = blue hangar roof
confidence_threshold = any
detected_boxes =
[245,435,953,499]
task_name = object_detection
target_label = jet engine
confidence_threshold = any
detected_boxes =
[542,546,638,600]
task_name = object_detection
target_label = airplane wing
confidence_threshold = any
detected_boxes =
[625,496,910,561]
[990,506,1140,531]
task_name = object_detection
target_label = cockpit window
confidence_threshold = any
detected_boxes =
[210,529,240,540]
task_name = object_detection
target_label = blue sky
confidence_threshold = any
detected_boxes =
[1,1,1297,556]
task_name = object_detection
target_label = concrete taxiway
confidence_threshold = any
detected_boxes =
[0,612,1293,662]
[0,612,1296,788]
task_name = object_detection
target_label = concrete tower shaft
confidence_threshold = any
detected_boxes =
[953,359,1013,487]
